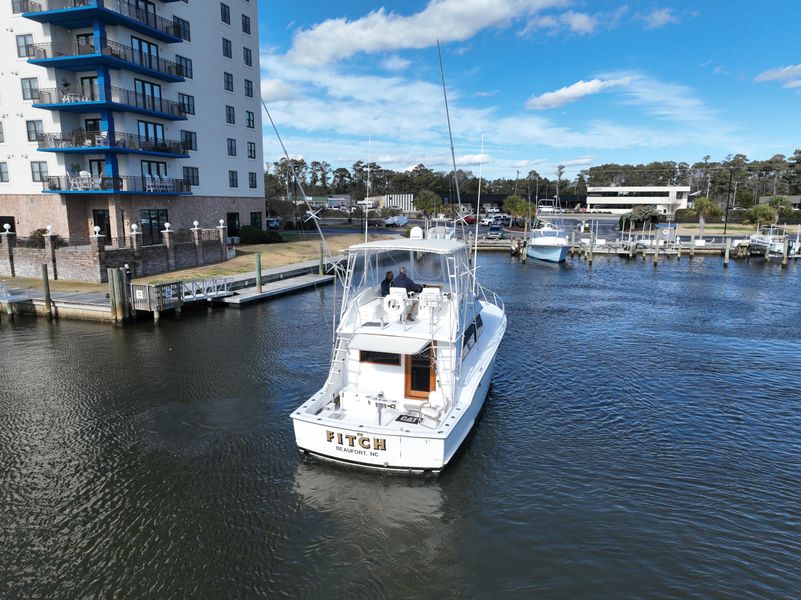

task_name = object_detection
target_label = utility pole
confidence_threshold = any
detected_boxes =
[514,170,520,196]
[723,169,733,236]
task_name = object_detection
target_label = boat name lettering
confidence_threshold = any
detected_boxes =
[326,430,386,451]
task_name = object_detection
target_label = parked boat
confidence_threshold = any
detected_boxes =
[526,220,569,263]
[749,225,787,256]
[291,231,506,472]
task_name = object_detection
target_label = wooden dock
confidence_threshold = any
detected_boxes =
[214,274,335,307]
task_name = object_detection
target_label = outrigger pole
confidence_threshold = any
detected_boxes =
[437,40,462,220]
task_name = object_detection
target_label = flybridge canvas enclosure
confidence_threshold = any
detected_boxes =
[340,240,479,334]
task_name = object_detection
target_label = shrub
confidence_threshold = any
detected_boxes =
[239,225,283,244]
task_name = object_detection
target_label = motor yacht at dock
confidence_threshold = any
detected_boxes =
[291,231,506,472]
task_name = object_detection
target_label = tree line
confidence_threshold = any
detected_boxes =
[265,150,801,208]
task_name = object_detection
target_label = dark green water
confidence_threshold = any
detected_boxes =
[1,255,800,598]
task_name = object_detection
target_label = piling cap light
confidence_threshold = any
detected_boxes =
[193,220,199,228]
[131,223,138,232]
[219,219,225,226]
[93,226,101,235]
[46,224,52,233]
[164,222,171,230]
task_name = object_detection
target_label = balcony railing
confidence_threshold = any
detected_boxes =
[13,0,179,39]
[12,0,42,13]
[43,174,191,194]
[38,130,188,155]
[33,84,186,117]
[31,39,184,78]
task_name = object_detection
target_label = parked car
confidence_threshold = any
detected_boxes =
[494,214,512,226]
[265,217,281,229]
[480,216,495,226]
[486,224,504,240]
[463,215,476,225]
[384,215,409,227]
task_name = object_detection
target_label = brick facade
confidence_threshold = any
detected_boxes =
[0,227,229,283]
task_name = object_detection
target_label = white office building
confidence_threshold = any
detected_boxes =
[586,186,690,215]
[0,0,264,242]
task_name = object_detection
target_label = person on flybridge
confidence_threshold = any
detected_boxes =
[392,266,424,321]
[380,271,394,297]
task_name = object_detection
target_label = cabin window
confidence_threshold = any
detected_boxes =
[476,314,484,336]
[359,351,401,366]
[463,322,476,352]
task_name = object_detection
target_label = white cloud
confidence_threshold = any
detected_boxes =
[261,79,294,102]
[285,0,567,65]
[475,90,499,97]
[755,64,801,89]
[381,55,411,71]
[641,8,678,29]
[526,77,632,109]
[456,153,492,166]
[561,11,597,34]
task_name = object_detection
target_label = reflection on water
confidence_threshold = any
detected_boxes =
[1,255,800,598]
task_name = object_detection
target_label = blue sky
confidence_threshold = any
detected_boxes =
[257,0,801,179]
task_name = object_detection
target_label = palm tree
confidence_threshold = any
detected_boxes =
[692,197,723,237]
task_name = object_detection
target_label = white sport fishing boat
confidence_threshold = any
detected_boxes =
[526,220,570,263]
[291,229,506,472]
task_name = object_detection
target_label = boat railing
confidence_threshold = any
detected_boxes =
[475,283,504,312]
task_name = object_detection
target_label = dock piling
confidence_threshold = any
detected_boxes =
[653,242,659,267]
[107,268,119,323]
[255,252,263,293]
[690,236,695,258]
[42,263,52,320]
[319,243,324,275]
[724,238,731,268]
[782,238,789,268]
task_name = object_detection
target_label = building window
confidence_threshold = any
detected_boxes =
[180,130,197,151]
[228,170,238,188]
[21,78,39,100]
[250,211,262,229]
[220,2,230,24]
[243,47,252,66]
[248,172,257,188]
[26,120,43,142]
[244,79,253,97]
[179,93,195,115]
[247,141,256,159]
[183,166,199,186]
[224,72,234,92]
[225,105,235,124]
[245,110,255,128]
[0,163,8,183]
[176,55,193,79]
[30,161,48,182]
[16,34,34,58]
[141,160,168,177]
[0,122,4,143]
[173,16,191,41]
[227,138,236,156]
[222,38,232,58]
[242,14,251,34]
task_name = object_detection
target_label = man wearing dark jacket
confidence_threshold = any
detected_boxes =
[393,266,423,293]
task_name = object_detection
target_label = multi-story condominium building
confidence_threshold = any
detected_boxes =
[0,0,264,243]
[586,186,690,215]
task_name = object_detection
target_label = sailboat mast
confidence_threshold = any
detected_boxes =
[365,135,371,243]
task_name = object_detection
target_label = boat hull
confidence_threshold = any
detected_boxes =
[526,243,569,263]
[293,354,498,473]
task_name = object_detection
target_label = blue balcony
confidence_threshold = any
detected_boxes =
[29,40,185,82]
[42,174,192,195]
[37,130,190,158]
[33,85,187,120]
[17,0,182,44]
